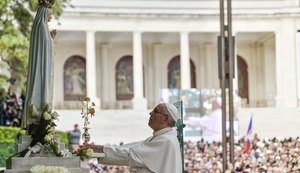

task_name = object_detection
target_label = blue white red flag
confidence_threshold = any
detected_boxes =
[245,113,253,154]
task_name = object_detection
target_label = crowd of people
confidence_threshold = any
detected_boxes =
[184,135,300,173]
[0,86,24,127]
[87,134,300,173]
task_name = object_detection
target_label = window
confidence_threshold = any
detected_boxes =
[116,56,134,100]
[168,55,196,89]
[64,56,86,100]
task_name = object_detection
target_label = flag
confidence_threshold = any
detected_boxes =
[245,113,253,154]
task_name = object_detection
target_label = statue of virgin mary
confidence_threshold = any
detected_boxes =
[21,0,56,129]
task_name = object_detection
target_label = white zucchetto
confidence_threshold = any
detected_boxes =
[164,103,180,121]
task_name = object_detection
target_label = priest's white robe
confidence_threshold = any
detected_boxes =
[98,127,182,173]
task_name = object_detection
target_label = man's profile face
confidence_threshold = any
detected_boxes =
[148,104,168,131]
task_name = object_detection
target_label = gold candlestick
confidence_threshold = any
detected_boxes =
[82,127,90,144]
[80,97,96,144]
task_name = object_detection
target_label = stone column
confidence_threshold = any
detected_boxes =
[153,43,162,104]
[86,31,100,108]
[275,19,297,107]
[132,31,147,110]
[198,44,205,88]
[180,32,191,89]
[232,33,238,93]
[254,42,265,106]
[100,43,109,108]
[204,43,213,88]
[296,32,300,106]
[264,38,276,106]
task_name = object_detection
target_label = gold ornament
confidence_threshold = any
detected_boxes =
[38,0,55,8]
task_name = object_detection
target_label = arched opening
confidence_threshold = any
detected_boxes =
[115,55,134,100]
[167,55,196,89]
[63,55,86,100]
[237,56,249,103]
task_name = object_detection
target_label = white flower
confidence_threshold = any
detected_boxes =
[30,165,45,173]
[44,134,53,142]
[46,124,51,130]
[31,165,69,173]
[86,148,94,158]
[51,111,59,119]
[47,127,55,133]
[43,112,52,120]
[61,149,73,157]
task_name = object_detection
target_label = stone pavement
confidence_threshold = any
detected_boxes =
[55,109,152,145]
[55,107,300,145]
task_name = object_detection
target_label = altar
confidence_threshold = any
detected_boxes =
[2,135,104,173]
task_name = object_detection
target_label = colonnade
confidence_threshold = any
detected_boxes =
[85,31,193,110]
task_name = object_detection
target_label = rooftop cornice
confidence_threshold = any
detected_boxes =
[62,7,300,19]
[67,0,299,9]
[61,0,300,19]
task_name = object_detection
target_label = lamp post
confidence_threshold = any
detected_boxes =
[219,0,235,170]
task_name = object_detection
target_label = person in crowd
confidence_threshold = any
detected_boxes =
[10,118,20,127]
[80,103,182,173]
[4,86,23,127]
[68,124,81,151]
[7,86,17,103]
[0,88,8,126]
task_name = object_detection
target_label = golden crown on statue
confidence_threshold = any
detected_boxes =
[38,0,55,8]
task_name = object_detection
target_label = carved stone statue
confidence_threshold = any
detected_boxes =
[21,0,56,130]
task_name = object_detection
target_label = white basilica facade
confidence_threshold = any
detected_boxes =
[49,0,300,110]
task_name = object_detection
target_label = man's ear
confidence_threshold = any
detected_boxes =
[162,116,169,124]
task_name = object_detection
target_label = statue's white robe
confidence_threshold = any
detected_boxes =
[22,5,53,128]
[98,127,182,173]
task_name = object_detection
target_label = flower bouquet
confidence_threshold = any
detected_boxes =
[19,103,62,157]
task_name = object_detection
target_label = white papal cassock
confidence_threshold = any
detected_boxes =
[98,127,182,173]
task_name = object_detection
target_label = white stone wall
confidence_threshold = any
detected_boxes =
[48,0,300,108]
[53,42,86,108]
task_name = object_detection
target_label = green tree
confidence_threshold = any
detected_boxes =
[0,0,70,89]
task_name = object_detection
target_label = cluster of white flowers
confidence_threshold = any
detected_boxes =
[30,165,69,173]
[24,103,63,157]
[25,100,96,159]
[85,148,94,157]
[43,111,59,143]
[74,143,94,160]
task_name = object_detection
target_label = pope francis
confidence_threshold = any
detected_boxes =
[80,103,182,173]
